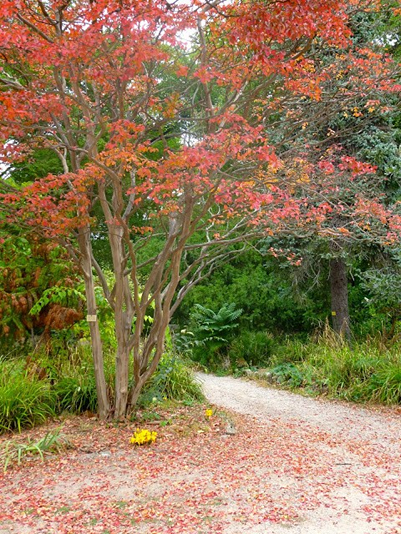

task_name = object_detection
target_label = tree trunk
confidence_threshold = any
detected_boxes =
[114,333,130,418]
[329,257,351,340]
[77,227,111,419]
[107,220,134,418]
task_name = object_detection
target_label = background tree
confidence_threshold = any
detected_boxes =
[249,3,401,339]
[0,229,82,346]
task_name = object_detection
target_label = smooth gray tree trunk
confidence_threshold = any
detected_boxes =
[78,227,111,419]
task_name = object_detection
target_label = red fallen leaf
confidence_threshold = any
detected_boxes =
[0,402,400,533]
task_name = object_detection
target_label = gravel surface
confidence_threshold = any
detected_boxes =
[197,372,401,534]
[1,374,400,534]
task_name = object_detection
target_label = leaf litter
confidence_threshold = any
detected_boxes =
[0,375,400,534]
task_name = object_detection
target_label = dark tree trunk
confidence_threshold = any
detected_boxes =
[329,257,351,340]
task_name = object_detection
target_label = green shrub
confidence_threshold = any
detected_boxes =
[190,303,242,366]
[303,343,382,396]
[139,354,204,406]
[55,374,98,414]
[270,362,304,387]
[172,329,195,357]
[229,330,276,367]
[0,367,56,433]
[175,251,328,334]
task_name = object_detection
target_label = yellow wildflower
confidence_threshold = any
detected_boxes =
[130,428,157,445]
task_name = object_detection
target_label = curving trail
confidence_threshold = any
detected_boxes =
[0,374,400,534]
[197,372,401,534]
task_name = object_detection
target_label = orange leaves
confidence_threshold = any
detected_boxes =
[318,161,336,175]
[193,66,216,84]
[353,197,389,226]
[176,64,189,78]
[163,92,181,119]
[338,156,377,177]
[222,0,352,52]
[0,0,398,252]
[1,171,94,238]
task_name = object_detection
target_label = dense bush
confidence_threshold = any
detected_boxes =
[189,303,243,367]
[229,330,276,367]
[139,353,204,406]
[176,251,329,335]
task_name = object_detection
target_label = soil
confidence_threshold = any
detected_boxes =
[0,373,400,534]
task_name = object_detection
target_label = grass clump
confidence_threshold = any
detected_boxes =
[1,427,71,472]
[0,362,56,433]
[55,374,98,414]
[368,364,401,404]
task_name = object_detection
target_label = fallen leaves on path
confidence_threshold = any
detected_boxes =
[0,403,400,534]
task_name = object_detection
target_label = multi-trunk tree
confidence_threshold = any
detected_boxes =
[0,0,399,417]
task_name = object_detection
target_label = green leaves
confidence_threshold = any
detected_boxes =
[0,229,80,344]
[55,375,98,414]
[0,369,56,433]
[29,286,85,316]
[1,427,71,472]
[190,303,242,365]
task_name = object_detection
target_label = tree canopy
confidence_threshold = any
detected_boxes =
[0,0,400,418]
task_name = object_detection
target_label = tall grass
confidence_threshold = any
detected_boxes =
[55,375,98,414]
[0,361,56,433]
[267,330,401,405]
[0,338,204,432]
[35,342,114,415]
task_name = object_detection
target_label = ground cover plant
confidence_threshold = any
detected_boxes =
[245,332,401,406]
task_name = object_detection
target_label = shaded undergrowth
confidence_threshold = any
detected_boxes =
[249,330,401,405]
[0,344,203,434]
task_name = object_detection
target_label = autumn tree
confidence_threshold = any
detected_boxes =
[247,2,401,338]
[0,0,397,417]
[0,228,82,345]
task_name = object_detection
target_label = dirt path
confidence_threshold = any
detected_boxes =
[197,372,401,452]
[197,373,401,533]
[0,374,400,534]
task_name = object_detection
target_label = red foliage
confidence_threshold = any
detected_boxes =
[0,0,399,416]
[0,0,397,239]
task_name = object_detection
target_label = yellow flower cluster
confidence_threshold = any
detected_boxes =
[130,428,157,445]
[205,409,213,419]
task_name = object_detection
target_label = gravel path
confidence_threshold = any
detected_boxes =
[197,372,401,534]
[1,374,400,534]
